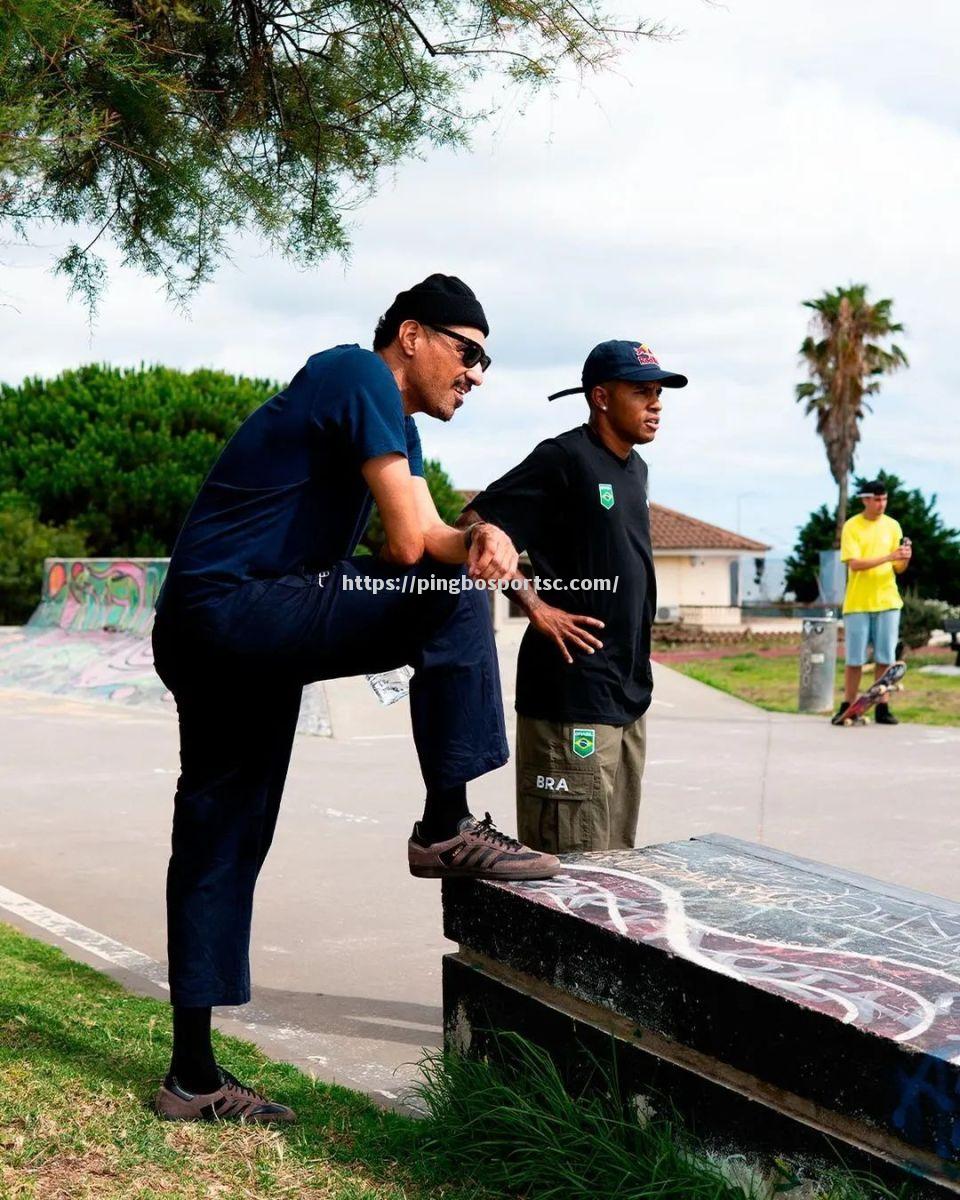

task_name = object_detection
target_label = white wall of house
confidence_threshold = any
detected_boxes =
[491,549,754,630]
[653,552,736,608]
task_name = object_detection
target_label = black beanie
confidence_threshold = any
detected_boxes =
[382,273,489,336]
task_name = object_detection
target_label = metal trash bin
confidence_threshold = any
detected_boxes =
[798,614,838,713]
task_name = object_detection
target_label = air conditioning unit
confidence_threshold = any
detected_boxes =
[655,605,681,624]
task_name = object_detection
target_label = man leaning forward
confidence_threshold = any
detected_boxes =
[152,274,559,1124]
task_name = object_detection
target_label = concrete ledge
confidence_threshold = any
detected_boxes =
[442,835,960,1191]
[444,952,954,1192]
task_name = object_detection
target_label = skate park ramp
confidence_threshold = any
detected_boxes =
[0,558,330,734]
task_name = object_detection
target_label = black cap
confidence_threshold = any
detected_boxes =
[381,273,489,337]
[548,340,687,400]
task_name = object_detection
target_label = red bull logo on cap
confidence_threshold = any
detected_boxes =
[635,344,659,366]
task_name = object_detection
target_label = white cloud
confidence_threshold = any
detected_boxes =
[2,0,958,551]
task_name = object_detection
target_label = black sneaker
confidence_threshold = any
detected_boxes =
[833,700,851,721]
[875,703,899,725]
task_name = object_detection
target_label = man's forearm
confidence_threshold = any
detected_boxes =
[506,569,541,617]
[422,522,472,564]
[846,555,893,571]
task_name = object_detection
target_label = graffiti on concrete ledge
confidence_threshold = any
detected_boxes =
[30,558,168,637]
[893,1052,960,1161]
[504,848,960,1063]
[0,626,171,707]
[1,557,330,733]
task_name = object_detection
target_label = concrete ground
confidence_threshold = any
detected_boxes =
[1,624,958,1104]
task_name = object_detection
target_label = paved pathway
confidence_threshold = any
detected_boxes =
[1,627,957,1103]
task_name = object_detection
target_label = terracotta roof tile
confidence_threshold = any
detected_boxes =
[458,491,769,552]
[649,503,770,552]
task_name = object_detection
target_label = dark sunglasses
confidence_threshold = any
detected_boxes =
[427,324,492,373]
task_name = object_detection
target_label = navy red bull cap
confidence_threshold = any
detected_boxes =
[548,340,688,400]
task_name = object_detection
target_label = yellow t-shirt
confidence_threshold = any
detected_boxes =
[840,512,904,613]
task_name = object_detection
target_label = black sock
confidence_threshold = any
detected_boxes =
[418,784,470,844]
[169,1005,219,1094]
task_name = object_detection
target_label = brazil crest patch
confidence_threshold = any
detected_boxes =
[572,728,596,759]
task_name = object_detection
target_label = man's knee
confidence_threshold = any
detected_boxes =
[410,564,490,631]
[439,576,495,644]
[171,775,269,863]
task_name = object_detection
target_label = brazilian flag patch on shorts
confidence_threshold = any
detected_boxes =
[572,728,596,758]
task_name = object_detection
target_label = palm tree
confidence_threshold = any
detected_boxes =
[796,284,908,546]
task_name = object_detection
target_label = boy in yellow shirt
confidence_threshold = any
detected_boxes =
[837,480,913,724]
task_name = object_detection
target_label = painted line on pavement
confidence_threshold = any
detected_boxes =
[0,882,169,989]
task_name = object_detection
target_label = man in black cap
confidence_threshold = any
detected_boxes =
[462,341,687,856]
[151,274,560,1123]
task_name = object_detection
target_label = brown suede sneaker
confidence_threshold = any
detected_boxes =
[408,812,561,881]
[154,1069,296,1123]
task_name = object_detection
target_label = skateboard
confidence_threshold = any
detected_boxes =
[832,661,906,726]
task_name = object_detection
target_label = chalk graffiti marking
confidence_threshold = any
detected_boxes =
[505,863,960,1060]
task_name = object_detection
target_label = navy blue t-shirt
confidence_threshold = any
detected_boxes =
[160,345,423,610]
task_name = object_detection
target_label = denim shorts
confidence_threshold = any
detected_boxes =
[844,609,901,666]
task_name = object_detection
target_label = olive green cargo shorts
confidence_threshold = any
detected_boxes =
[515,714,647,854]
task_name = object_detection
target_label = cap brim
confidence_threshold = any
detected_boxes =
[618,365,688,388]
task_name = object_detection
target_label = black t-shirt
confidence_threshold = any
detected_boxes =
[469,424,655,725]
[160,344,423,612]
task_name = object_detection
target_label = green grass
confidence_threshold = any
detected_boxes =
[0,921,463,1200]
[0,923,914,1200]
[416,1034,746,1200]
[413,1033,909,1200]
[671,653,960,725]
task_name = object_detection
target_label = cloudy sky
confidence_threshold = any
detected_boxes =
[3,0,958,553]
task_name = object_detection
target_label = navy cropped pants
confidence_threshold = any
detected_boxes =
[152,557,507,1008]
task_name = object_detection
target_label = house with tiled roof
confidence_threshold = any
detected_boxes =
[649,503,770,624]
[649,504,769,554]
[460,492,770,628]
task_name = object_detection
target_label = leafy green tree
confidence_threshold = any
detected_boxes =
[785,471,960,605]
[1,363,473,584]
[1,0,663,309]
[783,505,835,603]
[361,457,463,554]
[0,496,89,623]
[796,285,908,546]
[0,364,274,554]
[422,458,467,526]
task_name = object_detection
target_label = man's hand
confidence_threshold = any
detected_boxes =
[466,523,518,582]
[848,549,909,570]
[892,539,912,573]
[529,600,605,664]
